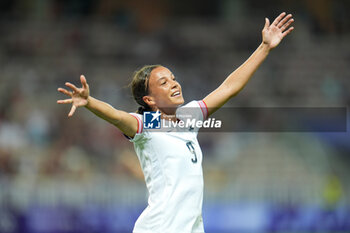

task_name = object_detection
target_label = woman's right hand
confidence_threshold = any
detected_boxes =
[57,75,90,117]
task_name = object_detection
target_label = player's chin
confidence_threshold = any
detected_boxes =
[171,96,184,106]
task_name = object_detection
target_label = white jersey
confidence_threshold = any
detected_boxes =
[128,100,208,233]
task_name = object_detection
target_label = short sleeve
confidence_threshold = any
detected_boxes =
[197,100,209,120]
[129,113,143,134]
[176,100,209,122]
[124,113,145,142]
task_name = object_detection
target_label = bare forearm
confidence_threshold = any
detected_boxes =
[222,42,270,97]
[203,13,293,115]
[85,96,121,126]
[85,96,138,137]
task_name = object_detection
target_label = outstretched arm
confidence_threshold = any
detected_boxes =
[203,12,294,116]
[57,75,138,138]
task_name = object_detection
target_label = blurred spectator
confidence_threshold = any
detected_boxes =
[0,149,17,177]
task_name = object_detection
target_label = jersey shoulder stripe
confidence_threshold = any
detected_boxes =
[130,112,143,134]
[198,100,209,120]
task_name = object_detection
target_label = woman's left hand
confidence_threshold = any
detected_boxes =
[262,12,294,50]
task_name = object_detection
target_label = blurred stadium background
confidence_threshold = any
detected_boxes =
[0,0,350,232]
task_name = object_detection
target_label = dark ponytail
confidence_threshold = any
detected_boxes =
[130,65,161,114]
[137,106,149,114]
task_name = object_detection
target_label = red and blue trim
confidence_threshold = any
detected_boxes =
[130,113,143,134]
[198,100,209,120]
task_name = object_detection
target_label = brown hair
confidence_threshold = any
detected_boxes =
[130,64,161,114]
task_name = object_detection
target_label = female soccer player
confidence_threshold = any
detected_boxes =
[57,13,294,233]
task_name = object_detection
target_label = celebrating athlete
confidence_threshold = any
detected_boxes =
[57,12,294,233]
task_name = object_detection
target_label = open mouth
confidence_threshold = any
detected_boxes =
[171,91,181,97]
